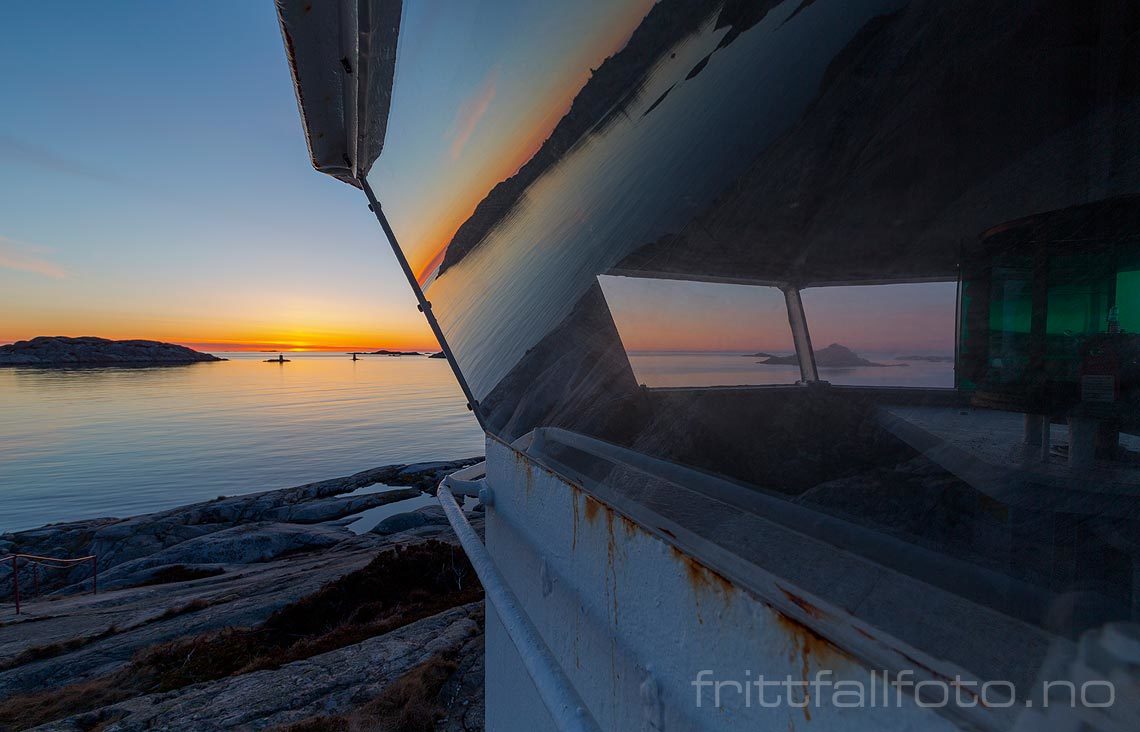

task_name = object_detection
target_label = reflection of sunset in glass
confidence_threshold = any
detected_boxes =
[373,0,656,284]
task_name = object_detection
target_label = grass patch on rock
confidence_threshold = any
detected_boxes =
[274,654,459,732]
[0,625,118,672]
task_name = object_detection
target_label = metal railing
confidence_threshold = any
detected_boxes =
[1,553,97,614]
[437,473,602,732]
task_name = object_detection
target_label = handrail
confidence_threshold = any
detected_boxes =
[1,553,97,614]
[437,481,602,732]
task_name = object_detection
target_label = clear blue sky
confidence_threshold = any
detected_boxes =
[0,1,431,349]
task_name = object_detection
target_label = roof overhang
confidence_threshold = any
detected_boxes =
[275,0,401,188]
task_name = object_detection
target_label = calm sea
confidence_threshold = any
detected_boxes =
[0,352,484,532]
[0,350,951,532]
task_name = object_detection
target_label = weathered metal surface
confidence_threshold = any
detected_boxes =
[482,438,968,731]
[275,0,400,187]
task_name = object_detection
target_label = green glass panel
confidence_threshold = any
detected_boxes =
[1046,288,1108,335]
[1117,270,1140,333]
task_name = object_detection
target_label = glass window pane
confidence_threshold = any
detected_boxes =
[598,275,796,388]
[800,282,957,388]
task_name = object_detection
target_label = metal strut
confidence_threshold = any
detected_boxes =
[359,178,486,431]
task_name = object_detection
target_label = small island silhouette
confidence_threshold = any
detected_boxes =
[754,344,904,368]
[0,336,224,366]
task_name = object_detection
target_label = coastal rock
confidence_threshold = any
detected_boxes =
[370,505,450,536]
[0,459,482,600]
[0,536,386,699]
[94,523,347,590]
[32,604,482,732]
[0,336,223,365]
[261,489,420,524]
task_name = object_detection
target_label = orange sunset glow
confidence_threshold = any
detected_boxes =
[395,0,657,283]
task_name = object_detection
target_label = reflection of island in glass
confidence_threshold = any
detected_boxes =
[758,344,900,368]
[432,0,817,279]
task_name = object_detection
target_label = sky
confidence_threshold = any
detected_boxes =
[0,1,434,351]
[0,0,654,352]
[0,1,958,357]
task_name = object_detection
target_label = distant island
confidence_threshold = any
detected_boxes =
[370,349,424,357]
[757,343,903,368]
[895,354,954,362]
[0,336,224,365]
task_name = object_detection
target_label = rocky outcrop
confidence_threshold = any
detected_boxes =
[93,523,349,591]
[370,504,451,537]
[0,537,385,699]
[260,489,421,524]
[32,604,483,732]
[0,337,223,365]
[0,461,490,732]
[0,459,482,600]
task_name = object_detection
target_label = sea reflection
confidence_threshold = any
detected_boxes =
[0,353,483,531]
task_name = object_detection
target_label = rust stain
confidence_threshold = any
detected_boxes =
[657,526,676,540]
[583,495,602,524]
[772,612,851,667]
[777,585,825,621]
[617,513,637,537]
[772,609,858,722]
[671,547,734,598]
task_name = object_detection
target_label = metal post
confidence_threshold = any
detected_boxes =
[783,286,819,383]
[11,555,19,615]
[359,178,486,431]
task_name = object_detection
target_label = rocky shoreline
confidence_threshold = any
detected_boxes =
[0,459,487,731]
